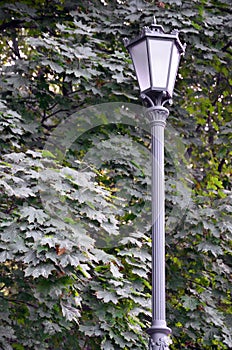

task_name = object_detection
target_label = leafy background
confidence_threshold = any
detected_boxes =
[0,0,231,349]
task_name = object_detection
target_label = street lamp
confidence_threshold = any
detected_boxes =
[124,17,185,349]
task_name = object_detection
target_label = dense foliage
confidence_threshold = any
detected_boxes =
[0,1,231,349]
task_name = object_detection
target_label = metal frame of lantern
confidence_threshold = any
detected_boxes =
[124,18,185,107]
[124,18,186,350]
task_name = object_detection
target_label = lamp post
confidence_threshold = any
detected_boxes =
[124,17,185,350]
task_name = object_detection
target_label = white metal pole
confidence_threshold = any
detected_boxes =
[146,106,172,350]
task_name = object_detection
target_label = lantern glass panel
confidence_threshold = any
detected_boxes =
[129,40,150,92]
[148,39,172,89]
[167,44,180,97]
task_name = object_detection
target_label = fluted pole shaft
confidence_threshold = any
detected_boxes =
[146,106,171,350]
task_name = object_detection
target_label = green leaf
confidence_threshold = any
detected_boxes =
[95,290,118,304]
[110,262,123,279]
[20,207,49,224]
[60,302,81,323]
[41,150,56,159]
[181,296,199,311]
[197,242,223,257]
[24,264,55,278]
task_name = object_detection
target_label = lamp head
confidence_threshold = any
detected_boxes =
[124,17,186,106]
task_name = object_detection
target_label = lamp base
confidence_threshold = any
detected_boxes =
[147,325,172,350]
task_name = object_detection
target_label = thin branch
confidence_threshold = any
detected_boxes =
[42,108,70,122]
[0,295,38,309]
[12,36,21,58]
